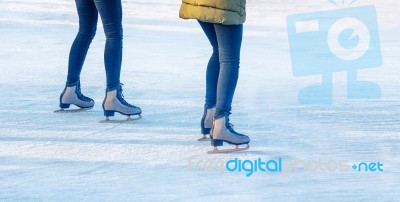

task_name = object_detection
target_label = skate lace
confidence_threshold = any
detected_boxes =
[226,118,244,136]
[76,83,92,102]
[117,84,137,108]
[228,125,243,136]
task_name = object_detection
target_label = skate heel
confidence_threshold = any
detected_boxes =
[59,103,70,109]
[211,139,223,146]
[104,110,115,117]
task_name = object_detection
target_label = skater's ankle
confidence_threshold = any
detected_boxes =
[105,90,117,102]
[66,78,80,87]
[106,83,121,92]
[205,104,216,110]
[214,112,230,120]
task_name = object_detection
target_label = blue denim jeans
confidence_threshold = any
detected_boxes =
[198,21,243,118]
[67,0,123,91]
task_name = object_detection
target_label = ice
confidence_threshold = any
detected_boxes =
[0,0,399,201]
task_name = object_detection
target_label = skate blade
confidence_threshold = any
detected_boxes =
[207,144,250,154]
[54,108,92,113]
[198,135,210,141]
[99,115,142,123]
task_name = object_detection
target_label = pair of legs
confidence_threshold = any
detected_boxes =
[198,21,250,151]
[198,21,243,118]
[58,0,141,119]
[68,0,122,91]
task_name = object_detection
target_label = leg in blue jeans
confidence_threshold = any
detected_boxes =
[198,21,243,118]
[94,0,123,91]
[198,21,220,110]
[67,0,122,91]
[67,0,98,85]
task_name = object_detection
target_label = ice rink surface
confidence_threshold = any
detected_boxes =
[0,0,399,201]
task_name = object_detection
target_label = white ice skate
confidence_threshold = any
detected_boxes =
[100,85,142,123]
[208,114,250,154]
[55,81,94,113]
[198,107,216,141]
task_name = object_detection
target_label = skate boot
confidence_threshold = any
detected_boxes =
[199,107,216,141]
[208,114,250,153]
[100,84,142,123]
[55,81,94,113]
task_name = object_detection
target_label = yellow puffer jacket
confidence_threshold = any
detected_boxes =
[179,0,246,25]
